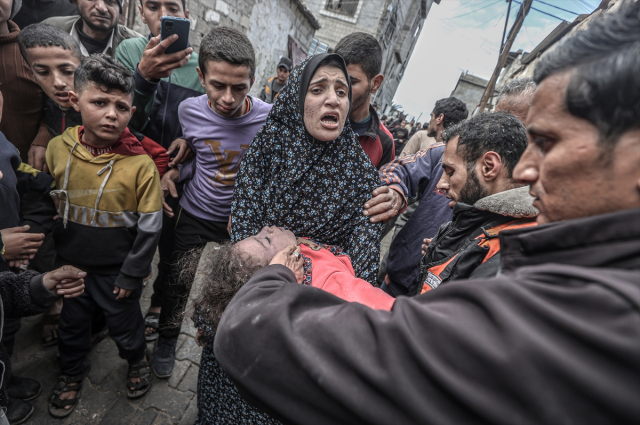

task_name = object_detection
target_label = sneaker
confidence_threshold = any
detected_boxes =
[6,397,33,425]
[152,336,178,378]
[7,376,41,401]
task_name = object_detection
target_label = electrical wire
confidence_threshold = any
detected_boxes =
[448,0,504,20]
[535,0,580,15]
[512,0,568,21]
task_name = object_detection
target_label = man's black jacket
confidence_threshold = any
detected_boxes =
[215,207,640,425]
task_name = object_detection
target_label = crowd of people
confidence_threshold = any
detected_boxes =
[0,0,638,424]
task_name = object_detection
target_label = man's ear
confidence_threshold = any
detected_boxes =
[68,91,81,112]
[480,151,502,182]
[370,74,384,94]
[196,66,205,88]
[436,113,444,125]
[185,9,190,19]
[249,76,255,89]
[138,4,146,24]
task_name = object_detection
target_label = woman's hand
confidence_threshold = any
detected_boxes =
[270,245,304,283]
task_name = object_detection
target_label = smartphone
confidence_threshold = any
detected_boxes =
[161,16,190,54]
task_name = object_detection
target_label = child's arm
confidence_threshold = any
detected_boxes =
[115,168,163,294]
[28,118,52,172]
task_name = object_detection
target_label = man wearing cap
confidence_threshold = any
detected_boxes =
[259,57,292,104]
[43,0,141,57]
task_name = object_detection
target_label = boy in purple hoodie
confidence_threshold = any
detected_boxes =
[154,26,271,378]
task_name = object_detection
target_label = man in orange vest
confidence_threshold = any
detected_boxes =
[258,57,291,104]
[413,111,535,295]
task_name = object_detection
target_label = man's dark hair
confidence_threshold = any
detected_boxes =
[75,54,135,95]
[17,23,83,63]
[139,0,186,10]
[334,32,382,81]
[422,122,429,129]
[199,27,255,78]
[433,97,469,129]
[442,111,528,179]
[534,0,640,145]
[497,77,537,104]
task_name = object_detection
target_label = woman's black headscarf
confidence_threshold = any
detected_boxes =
[231,53,382,283]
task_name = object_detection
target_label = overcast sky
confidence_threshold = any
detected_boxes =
[393,0,601,121]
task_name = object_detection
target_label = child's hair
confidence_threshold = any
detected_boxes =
[184,242,267,342]
[17,23,83,63]
[75,54,135,95]
[198,26,255,79]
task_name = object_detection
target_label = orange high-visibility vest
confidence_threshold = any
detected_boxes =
[420,219,537,294]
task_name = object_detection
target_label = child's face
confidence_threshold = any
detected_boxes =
[25,46,81,109]
[139,0,189,37]
[196,60,254,118]
[69,82,136,146]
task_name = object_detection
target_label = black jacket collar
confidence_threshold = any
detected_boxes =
[500,207,640,271]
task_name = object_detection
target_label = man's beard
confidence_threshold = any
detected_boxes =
[458,168,489,206]
[351,82,372,113]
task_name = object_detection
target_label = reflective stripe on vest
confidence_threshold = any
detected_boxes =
[420,218,537,294]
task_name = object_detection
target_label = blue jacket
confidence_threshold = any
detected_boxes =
[379,143,452,295]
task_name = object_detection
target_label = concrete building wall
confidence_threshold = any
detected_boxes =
[305,0,438,113]
[310,0,387,47]
[125,0,319,98]
[450,73,490,115]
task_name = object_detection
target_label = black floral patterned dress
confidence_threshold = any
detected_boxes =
[195,54,381,424]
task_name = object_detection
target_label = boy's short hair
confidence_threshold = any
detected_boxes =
[17,23,83,63]
[334,32,383,81]
[75,54,135,95]
[198,26,255,79]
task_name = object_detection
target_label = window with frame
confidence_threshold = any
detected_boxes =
[383,10,398,47]
[325,0,359,17]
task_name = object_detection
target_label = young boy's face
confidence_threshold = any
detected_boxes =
[25,46,81,109]
[139,0,188,37]
[69,83,136,146]
[196,60,254,118]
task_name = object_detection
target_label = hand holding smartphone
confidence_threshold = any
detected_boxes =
[161,16,190,54]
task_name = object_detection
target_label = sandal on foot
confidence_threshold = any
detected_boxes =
[41,314,60,348]
[144,312,160,341]
[127,353,152,399]
[48,365,90,418]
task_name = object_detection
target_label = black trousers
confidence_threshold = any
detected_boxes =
[158,208,229,339]
[58,274,146,376]
[150,188,181,309]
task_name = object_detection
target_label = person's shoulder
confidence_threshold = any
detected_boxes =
[41,15,77,31]
[377,122,393,141]
[116,36,147,53]
[118,24,143,40]
[179,94,206,114]
[250,96,273,120]
[178,94,208,124]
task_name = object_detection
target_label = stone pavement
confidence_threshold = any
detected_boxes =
[12,245,216,424]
